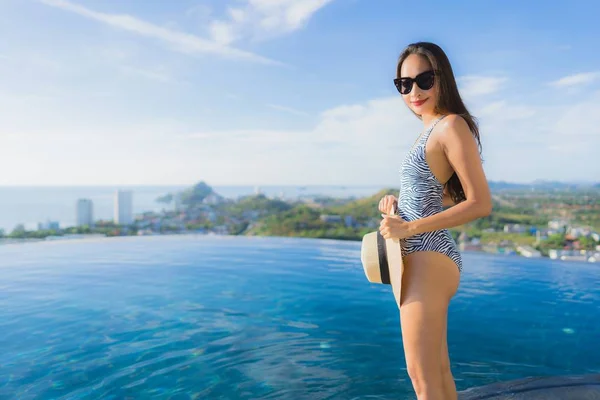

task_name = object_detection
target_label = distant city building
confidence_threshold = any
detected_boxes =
[548,219,569,231]
[114,190,133,225]
[76,199,94,227]
[568,227,593,238]
[548,249,590,262]
[517,245,542,258]
[504,224,527,233]
[458,232,483,252]
[320,214,342,223]
[344,215,356,228]
[38,220,60,231]
[203,193,222,205]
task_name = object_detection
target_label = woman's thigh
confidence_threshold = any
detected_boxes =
[399,251,460,377]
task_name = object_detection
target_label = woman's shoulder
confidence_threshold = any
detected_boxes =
[438,114,474,146]
[442,114,469,130]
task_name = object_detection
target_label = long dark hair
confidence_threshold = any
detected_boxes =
[396,42,481,204]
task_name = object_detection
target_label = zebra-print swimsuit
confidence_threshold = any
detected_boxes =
[397,115,463,272]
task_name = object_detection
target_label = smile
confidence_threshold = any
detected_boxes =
[411,98,429,107]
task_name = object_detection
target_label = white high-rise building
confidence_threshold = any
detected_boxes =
[76,199,94,227]
[114,190,133,225]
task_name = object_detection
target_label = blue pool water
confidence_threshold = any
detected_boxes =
[0,235,599,399]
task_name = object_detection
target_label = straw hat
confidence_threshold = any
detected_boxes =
[360,203,404,302]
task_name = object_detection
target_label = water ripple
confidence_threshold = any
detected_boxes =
[0,235,599,399]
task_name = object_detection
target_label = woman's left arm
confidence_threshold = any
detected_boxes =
[408,116,492,236]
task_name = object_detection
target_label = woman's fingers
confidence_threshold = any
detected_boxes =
[379,195,398,213]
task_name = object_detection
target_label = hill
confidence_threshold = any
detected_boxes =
[245,188,398,240]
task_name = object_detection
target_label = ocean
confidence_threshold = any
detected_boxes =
[0,235,599,399]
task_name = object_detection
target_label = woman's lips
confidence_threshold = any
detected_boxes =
[411,98,428,107]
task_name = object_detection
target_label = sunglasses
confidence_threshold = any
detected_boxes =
[393,70,436,95]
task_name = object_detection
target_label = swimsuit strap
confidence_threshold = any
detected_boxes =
[421,115,446,143]
[410,115,447,150]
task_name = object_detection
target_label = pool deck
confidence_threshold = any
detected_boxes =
[459,374,600,399]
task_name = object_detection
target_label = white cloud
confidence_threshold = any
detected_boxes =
[458,75,508,97]
[188,129,300,143]
[209,20,239,45]
[478,100,537,120]
[6,87,599,185]
[2,57,599,185]
[39,0,282,65]
[549,72,600,87]
[208,0,335,45]
[181,87,600,185]
[180,96,422,185]
[469,91,600,182]
[551,93,600,141]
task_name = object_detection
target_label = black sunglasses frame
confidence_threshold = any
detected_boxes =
[393,70,437,95]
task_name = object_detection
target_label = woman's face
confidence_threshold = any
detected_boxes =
[398,54,438,116]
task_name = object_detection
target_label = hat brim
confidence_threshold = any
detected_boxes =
[386,236,403,307]
[361,231,403,287]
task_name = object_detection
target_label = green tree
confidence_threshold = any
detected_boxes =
[180,182,218,207]
[578,236,597,250]
[156,193,174,205]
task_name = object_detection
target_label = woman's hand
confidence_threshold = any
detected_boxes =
[378,195,398,214]
[379,214,413,240]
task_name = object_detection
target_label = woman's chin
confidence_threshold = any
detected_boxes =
[411,106,432,115]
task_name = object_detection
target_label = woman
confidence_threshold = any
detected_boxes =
[378,42,492,400]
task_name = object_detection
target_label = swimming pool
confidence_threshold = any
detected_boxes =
[1,235,598,399]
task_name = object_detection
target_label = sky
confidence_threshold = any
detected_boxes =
[1,0,599,186]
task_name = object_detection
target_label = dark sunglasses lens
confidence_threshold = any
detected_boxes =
[399,79,412,94]
[416,72,434,90]
[394,80,402,94]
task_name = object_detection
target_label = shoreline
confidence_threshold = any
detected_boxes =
[2,232,597,264]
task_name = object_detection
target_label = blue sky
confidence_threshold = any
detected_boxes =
[1,0,599,186]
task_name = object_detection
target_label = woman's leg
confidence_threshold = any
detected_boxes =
[440,306,458,400]
[398,251,460,400]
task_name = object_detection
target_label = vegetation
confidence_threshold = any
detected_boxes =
[1,221,137,239]
[156,193,173,204]
[218,194,293,217]
[3,182,598,258]
[328,188,398,220]
[180,181,219,206]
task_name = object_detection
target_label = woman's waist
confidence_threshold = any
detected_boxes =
[400,228,455,247]
[398,191,443,204]
[397,205,443,221]
[398,198,442,214]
